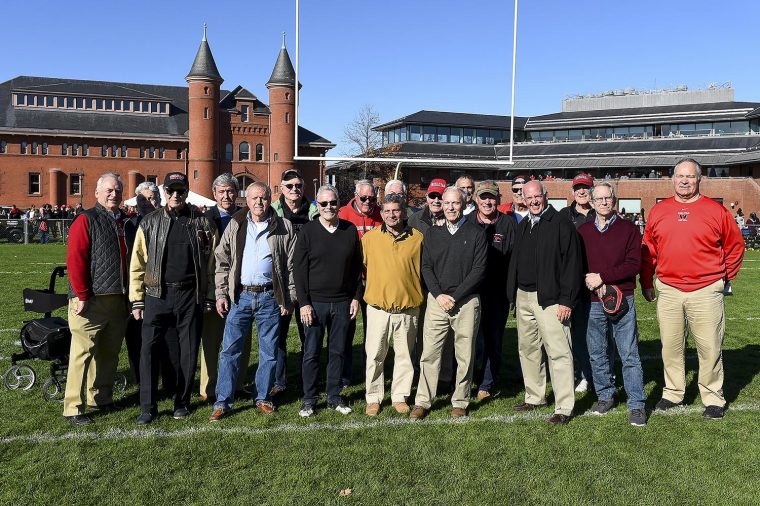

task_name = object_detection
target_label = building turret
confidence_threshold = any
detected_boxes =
[186,24,223,198]
[267,33,297,187]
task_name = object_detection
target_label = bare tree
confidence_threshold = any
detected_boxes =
[343,104,382,156]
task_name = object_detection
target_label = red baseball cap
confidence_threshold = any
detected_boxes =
[572,173,593,187]
[426,178,447,195]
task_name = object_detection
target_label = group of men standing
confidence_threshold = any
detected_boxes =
[63,157,744,427]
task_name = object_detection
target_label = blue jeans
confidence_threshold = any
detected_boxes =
[302,300,352,405]
[214,290,280,409]
[586,296,645,409]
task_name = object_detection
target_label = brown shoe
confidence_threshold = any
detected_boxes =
[409,405,428,420]
[365,403,381,417]
[392,402,410,414]
[514,402,547,412]
[548,413,571,425]
[256,401,275,415]
[451,407,467,418]
[269,385,286,397]
[209,408,228,422]
[477,390,491,401]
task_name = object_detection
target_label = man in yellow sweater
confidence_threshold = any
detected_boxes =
[361,194,424,416]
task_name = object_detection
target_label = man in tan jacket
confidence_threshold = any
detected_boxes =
[209,182,297,421]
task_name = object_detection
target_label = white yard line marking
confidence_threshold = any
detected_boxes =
[1,403,758,444]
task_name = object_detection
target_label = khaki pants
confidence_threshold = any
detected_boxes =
[199,311,250,398]
[656,278,726,407]
[365,305,419,404]
[516,289,575,416]
[415,293,480,410]
[63,295,127,416]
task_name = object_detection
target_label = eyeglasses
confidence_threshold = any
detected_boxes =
[511,188,522,194]
[358,195,377,203]
[318,200,338,208]
[166,188,187,196]
[283,183,303,190]
[428,193,442,200]
[593,196,614,203]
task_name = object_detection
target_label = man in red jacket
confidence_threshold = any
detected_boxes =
[337,180,382,387]
[641,158,744,420]
[64,173,128,425]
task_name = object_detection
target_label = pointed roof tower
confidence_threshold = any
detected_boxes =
[186,23,223,83]
[266,32,296,88]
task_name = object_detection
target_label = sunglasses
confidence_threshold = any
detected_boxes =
[511,188,523,194]
[318,200,338,208]
[283,183,303,190]
[167,188,187,196]
[358,195,377,203]
[428,193,443,200]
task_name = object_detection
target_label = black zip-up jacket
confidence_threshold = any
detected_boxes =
[506,205,582,309]
[466,211,516,298]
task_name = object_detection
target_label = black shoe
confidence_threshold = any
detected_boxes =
[173,407,190,419]
[655,398,683,411]
[65,414,93,426]
[703,405,725,420]
[548,413,571,425]
[136,411,158,425]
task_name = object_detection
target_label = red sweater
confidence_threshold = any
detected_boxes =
[337,198,382,238]
[67,212,127,301]
[578,215,641,301]
[641,196,744,292]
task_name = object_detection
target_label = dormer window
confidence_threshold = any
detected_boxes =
[241,105,249,122]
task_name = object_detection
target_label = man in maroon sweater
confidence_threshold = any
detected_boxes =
[578,181,646,426]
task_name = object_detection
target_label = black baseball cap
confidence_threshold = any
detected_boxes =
[164,172,189,188]
[281,169,304,181]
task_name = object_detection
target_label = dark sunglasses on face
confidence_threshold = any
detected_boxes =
[167,188,187,196]
[358,195,377,203]
[428,193,442,200]
[318,200,338,208]
[512,187,522,194]
[283,183,303,190]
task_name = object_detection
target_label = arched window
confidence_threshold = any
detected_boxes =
[239,142,250,161]
[149,146,155,158]
[121,145,127,157]
[101,144,107,157]
[236,174,254,197]
[83,144,89,156]
[72,143,79,156]
[62,143,69,156]
[111,145,117,157]
[255,143,263,161]
[159,147,165,159]
[225,143,233,161]
[42,142,48,155]
[0,140,7,154]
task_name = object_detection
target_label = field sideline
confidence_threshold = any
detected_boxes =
[0,245,758,505]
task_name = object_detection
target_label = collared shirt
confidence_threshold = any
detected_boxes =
[529,207,549,229]
[446,215,468,235]
[595,212,618,233]
[240,215,272,286]
[217,206,233,234]
[463,201,476,215]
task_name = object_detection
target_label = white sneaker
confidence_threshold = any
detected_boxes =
[329,401,352,415]
[299,404,315,418]
[575,378,589,393]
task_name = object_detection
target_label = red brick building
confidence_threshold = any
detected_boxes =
[0,32,334,208]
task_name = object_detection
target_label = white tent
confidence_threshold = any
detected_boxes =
[124,185,216,208]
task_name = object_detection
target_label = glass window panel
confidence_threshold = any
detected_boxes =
[121,145,127,157]
[44,96,53,107]
[159,147,165,159]
[76,97,84,108]
[423,126,436,142]
[16,94,26,105]
[85,98,93,109]
[114,100,122,111]
[149,146,155,158]
[678,123,696,131]
[102,145,107,157]
[474,129,486,144]
[225,143,233,161]
[462,128,474,143]
[554,130,569,141]
[72,143,78,156]
[36,95,44,106]
[111,145,117,157]
[729,121,749,133]
[151,102,158,113]
[62,143,68,155]
[241,105,249,122]
[21,141,27,154]
[0,140,5,153]
[713,122,730,134]
[66,97,74,108]
[31,141,38,154]
[450,128,461,143]
[409,125,422,142]
[42,142,48,155]
[29,174,41,194]
[437,127,450,143]
[643,126,653,137]
[96,99,103,109]
[568,129,582,140]
[256,144,263,161]
[239,142,250,160]
[82,144,88,156]
[104,99,113,110]
[399,127,407,142]
[382,131,388,145]
[140,147,145,158]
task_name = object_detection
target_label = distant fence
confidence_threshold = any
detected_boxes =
[0,218,73,244]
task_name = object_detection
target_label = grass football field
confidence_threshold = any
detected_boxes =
[0,244,758,505]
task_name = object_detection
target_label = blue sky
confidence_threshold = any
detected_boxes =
[4,0,759,155]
